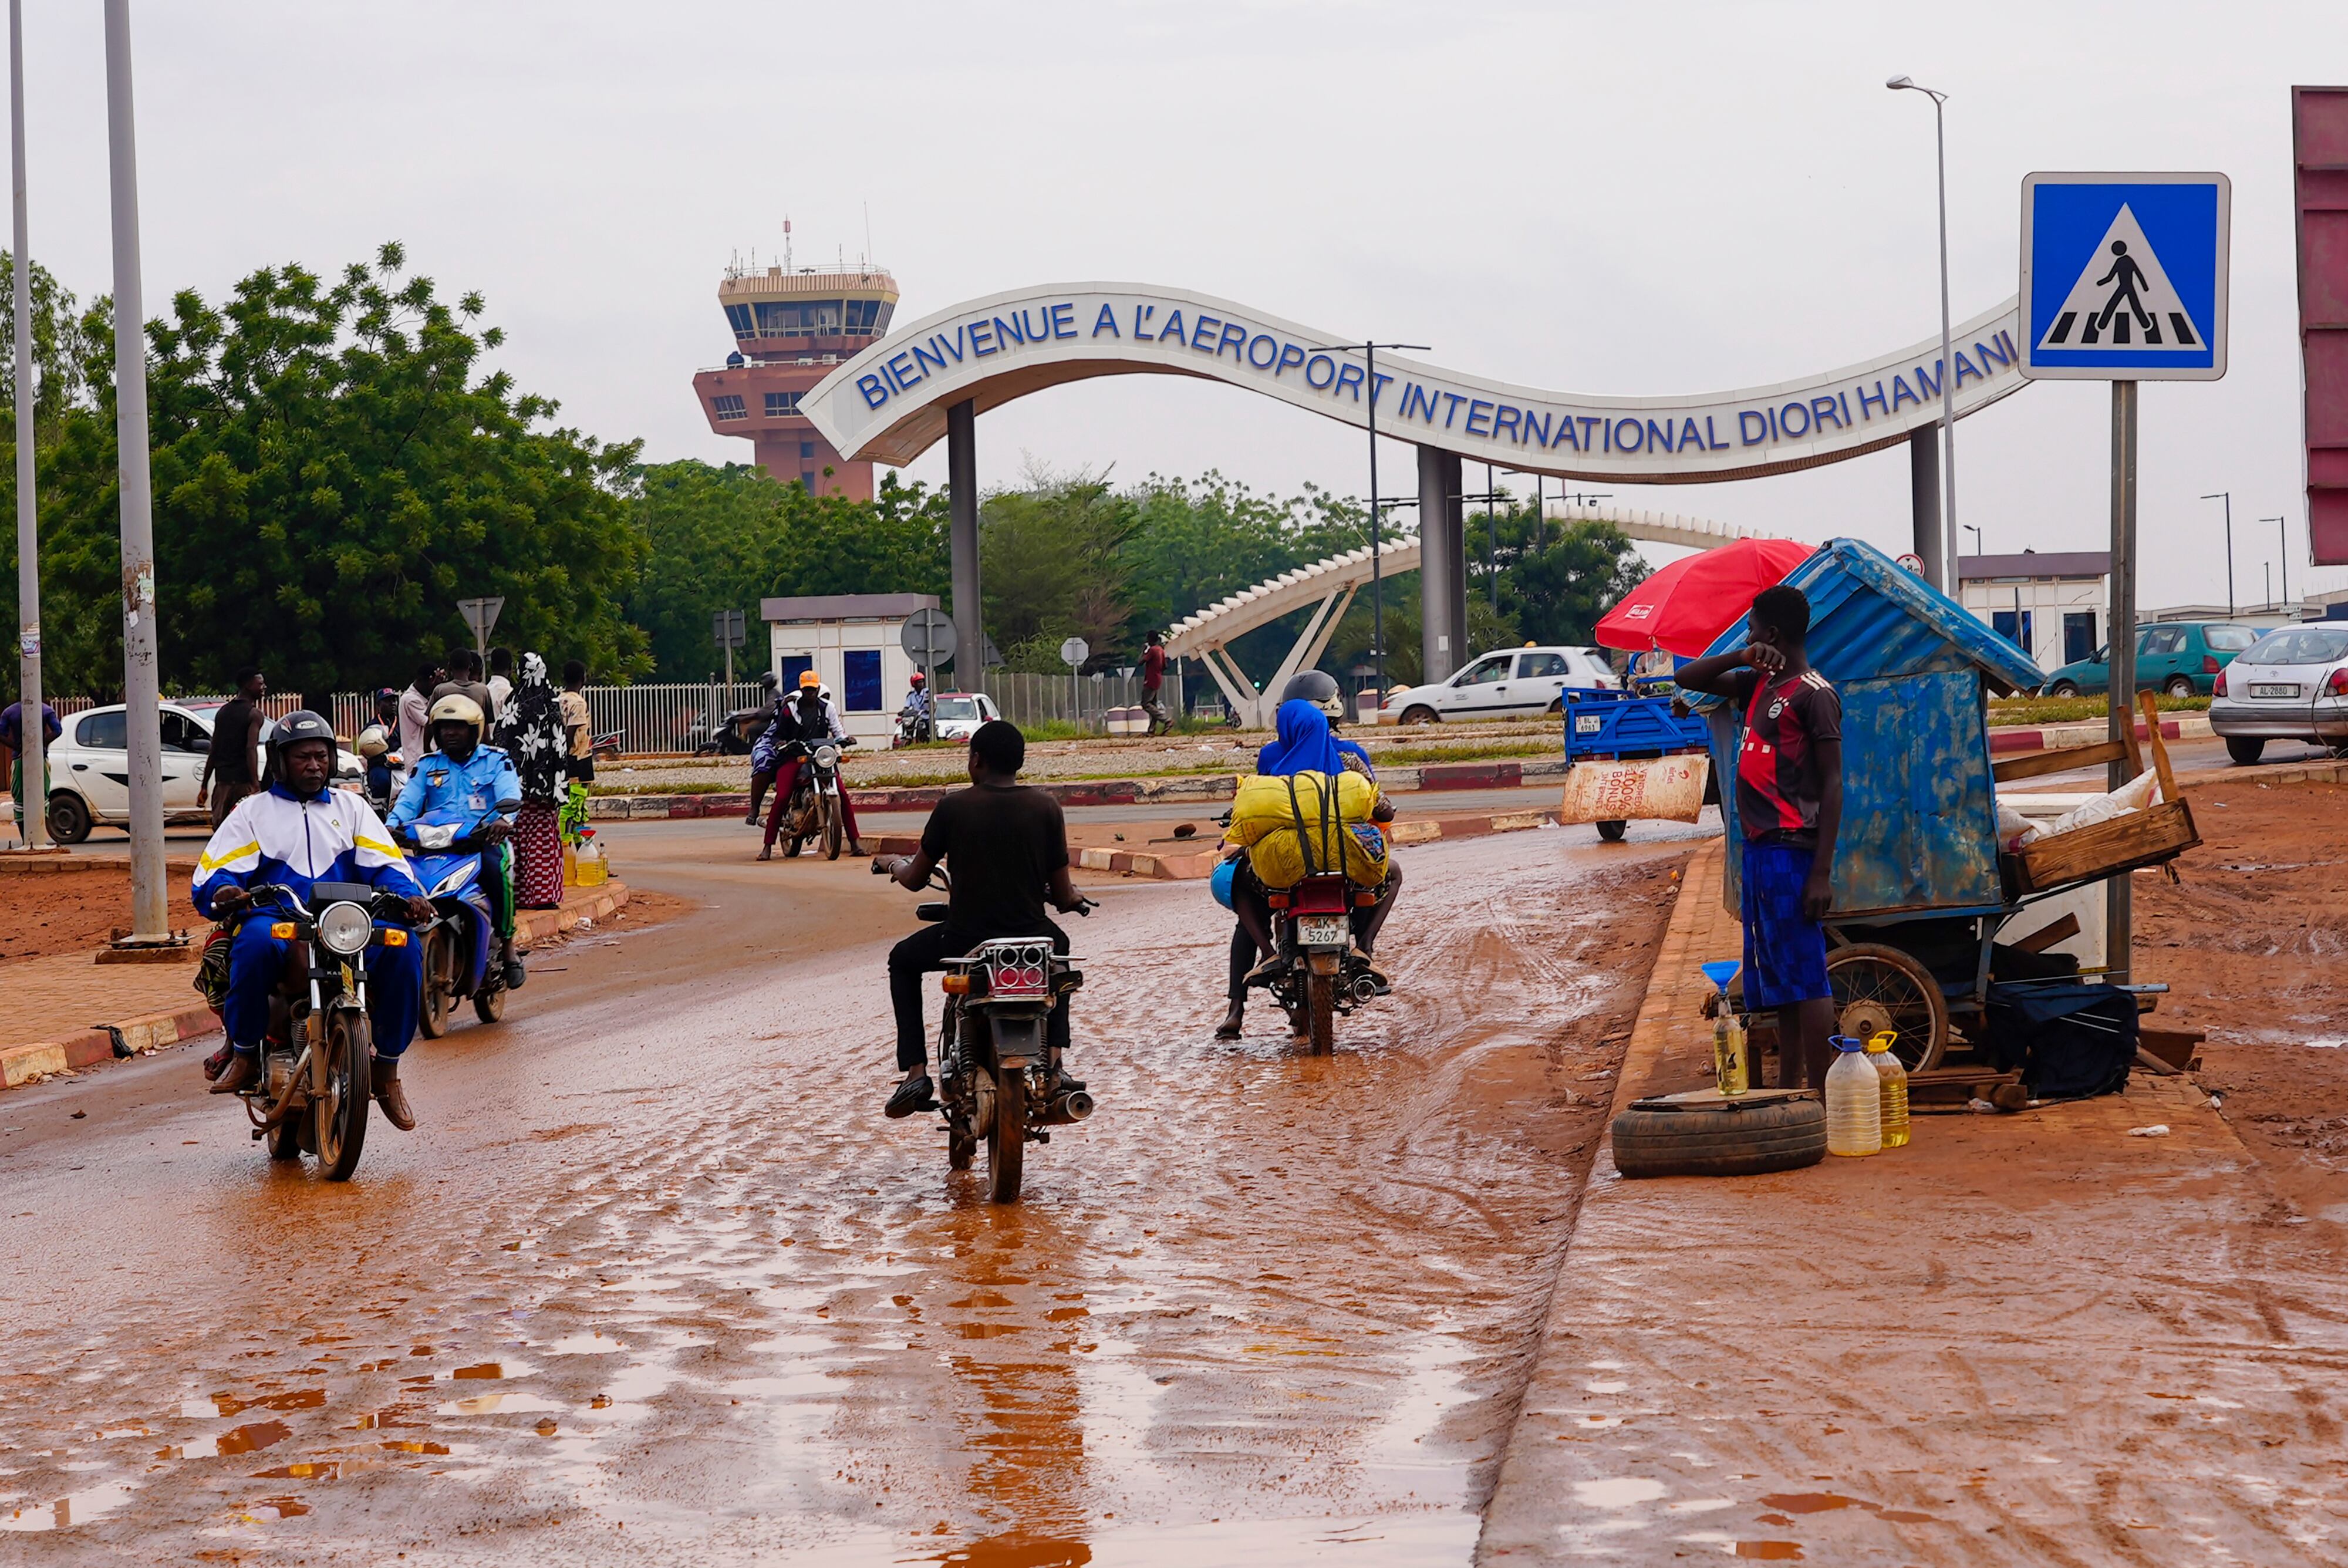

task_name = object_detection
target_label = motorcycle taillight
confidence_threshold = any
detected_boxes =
[1294,875,1350,915]
[986,940,1052,999]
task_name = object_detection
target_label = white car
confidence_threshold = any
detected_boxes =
[2208,623,2348,764]
[1380,645,1620,724]
[43,702,363,844]
[929,692,1002,742]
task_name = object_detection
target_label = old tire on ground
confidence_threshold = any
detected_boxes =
[2225,736,2265,766]
[1611,1097,1827,1178]
[1826,941,1950,1072]
[45,792,92,845]
[1596,819,1628,843]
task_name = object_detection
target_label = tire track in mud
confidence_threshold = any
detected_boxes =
[0,832,1686,1564]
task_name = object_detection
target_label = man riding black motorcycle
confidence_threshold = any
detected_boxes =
[876,720,1090,1117]
[195,711,435,1128]
[758,670,867,861]
[898,670,935,743]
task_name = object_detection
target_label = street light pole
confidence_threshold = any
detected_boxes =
[2201,492,2232,616]
[104,0,168,940]
[9,0,45,851]
[1325,339,1429,706]
[2261,515,2289,612]
[1889,76,1959,596]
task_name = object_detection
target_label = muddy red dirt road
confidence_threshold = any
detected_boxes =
[0,824,1690,1562]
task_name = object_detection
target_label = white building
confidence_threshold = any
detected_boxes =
[1956,551,2111,672]
[760,592,936,744]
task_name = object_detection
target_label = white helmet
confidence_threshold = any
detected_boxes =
[356,724,393,760]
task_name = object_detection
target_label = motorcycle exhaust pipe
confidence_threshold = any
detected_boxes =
[1042,1088,1094,1125]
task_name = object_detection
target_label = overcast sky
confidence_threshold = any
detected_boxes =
[16,1,2348,610]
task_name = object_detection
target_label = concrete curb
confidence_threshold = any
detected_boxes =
[0,881,632,1092]
[1986,711,2211,754]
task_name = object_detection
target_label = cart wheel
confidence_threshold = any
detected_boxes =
[1826,942,1948,1071]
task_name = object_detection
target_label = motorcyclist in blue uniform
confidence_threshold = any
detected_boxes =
[388,693,526,987]
[194,711,434,1128]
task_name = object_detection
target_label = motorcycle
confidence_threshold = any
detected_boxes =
[776,734,856,859]
[1251,871,1384,1055]
[878,861,1096,1203]
[396,802,521,1036]
[690,707,767,757]
[892,701,934,748]
[217,881,415,1180]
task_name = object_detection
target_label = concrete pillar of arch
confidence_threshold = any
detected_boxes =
[1418,445,1468,683]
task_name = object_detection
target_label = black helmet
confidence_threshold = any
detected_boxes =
[268,709,338,779]
[1279,669,1345,718]
[758,670,779,690]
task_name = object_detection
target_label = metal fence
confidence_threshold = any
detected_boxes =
[32,673,1196,755]
[981,668,1186,731]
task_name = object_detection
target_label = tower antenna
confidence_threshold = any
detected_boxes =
[783,215,792,274]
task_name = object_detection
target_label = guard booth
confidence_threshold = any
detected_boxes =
[760,592,938,744]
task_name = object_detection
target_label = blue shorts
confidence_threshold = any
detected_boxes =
[1740,840,1830,1009]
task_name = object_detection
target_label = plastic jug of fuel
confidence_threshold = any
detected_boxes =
[1699,960,1747,1096]
[1865,1029,1910,1149]
[573,831,608,888]
[1824,1036,1883,1156]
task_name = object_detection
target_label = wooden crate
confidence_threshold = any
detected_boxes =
[2002,797,2199,898]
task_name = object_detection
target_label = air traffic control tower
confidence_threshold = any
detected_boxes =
[692,259,898,500]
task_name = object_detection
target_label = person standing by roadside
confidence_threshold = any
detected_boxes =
[197,667,268,830]
[434,646,495,724]
[495,653,570,909]
[486,647,514,724]
[400,660,443,766]
[2,696,62,841]
[557,660,594,843]
[1674,584,1843,1091]
[1141,630,1170,735]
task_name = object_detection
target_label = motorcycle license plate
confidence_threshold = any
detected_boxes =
[2250,683,2299,699]
[1297,915,1349,946]
[1574,714,1603,734]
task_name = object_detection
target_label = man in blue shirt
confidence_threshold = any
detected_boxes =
[195,711,433,1127]
[390,694,525,984]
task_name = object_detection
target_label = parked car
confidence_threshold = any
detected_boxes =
[2208,623,2348,764]
[2041,621,2258,698]
[929,692,1002,742]
[1380,645,1618,724]
[44,702,362,844]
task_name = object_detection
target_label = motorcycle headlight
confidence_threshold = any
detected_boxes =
[815,744,839,767]
[316,901,374,956]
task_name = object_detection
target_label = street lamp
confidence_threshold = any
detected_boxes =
[1315,339,1429,706]
[2261,516,2289,613]
[1962,523,1983,557]
[2200,492,2233,616]
[10,0,46,849]
[1888,75,1959,596]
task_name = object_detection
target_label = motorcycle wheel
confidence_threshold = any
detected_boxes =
[822,794,842,861]
[1305,971,1337,1056]
[418,931,451,1039]
[987,1067,1025,1203]
[315,1011,370,1181]
[473,983,507,1024]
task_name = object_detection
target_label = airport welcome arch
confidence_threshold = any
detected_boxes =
[802,282,2030,688]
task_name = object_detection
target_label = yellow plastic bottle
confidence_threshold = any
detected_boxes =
[1712,1011,1749,1097]
[574,833,608,888]
[1824,1036,1883,1156]
[1865,1030,1910,1148]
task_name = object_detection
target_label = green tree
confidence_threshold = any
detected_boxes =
[11,243,657,700]
[981,469,1140,672]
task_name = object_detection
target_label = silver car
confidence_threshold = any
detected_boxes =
[2208,623,2348,764]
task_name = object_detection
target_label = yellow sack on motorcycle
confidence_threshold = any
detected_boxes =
[1226,770,1389,889]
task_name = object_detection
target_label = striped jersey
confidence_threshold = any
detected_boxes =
[193,782,424,919]
[1735,669,1842,848]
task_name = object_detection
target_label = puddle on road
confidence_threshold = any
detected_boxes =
[0,838,1682,1556]
[1,1481,139,1531]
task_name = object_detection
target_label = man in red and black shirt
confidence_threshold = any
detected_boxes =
[1678,584,1844,1089]
[1141,630,1170,735]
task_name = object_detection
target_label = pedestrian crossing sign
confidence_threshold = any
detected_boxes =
[2019,172,2229,381]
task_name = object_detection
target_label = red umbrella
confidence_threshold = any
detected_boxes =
[1594,537,1817,657]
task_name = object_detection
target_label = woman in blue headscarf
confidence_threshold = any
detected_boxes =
[1215,697,1401,1038]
